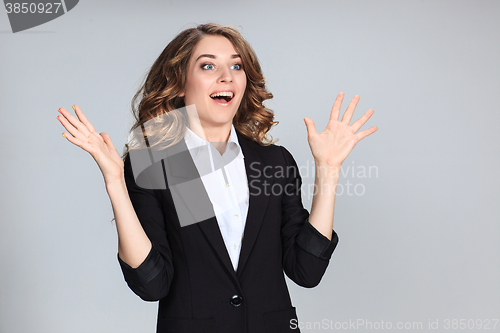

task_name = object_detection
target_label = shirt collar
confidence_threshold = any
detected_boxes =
[184,124,244,161]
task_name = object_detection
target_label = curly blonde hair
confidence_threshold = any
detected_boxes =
[122,23,278,160]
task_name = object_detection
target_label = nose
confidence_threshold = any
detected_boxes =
[217,66,233,83]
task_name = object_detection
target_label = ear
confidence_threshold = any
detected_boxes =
[178,89,185,97]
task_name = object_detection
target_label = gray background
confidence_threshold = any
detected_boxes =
[1,0,499,332]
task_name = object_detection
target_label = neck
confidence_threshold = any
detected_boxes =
[189,121,231,142]
[184,104,233,143]
[188,119,232,156]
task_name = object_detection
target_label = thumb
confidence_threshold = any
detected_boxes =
[303,117,316,136]
[101,132,121,160]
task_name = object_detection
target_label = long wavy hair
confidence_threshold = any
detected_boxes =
[122,23,277,160]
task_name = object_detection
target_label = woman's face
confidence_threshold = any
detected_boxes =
[180,35,247,130]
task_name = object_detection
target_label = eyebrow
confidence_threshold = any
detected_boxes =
[195,54,241,61]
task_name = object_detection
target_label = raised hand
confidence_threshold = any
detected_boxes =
[303,92,378,168]
[57,105,124,184]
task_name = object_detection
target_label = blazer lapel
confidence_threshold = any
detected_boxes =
[235,131,274,277]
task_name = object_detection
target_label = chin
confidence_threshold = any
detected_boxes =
[210,110,238,124]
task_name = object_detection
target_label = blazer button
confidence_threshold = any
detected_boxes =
[230,294,243,307]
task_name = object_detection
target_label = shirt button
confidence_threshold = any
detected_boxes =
[233,214,238,219]
[233,244,238,251]
[225,183,229,188]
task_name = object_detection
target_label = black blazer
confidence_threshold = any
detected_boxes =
[118,130,339,333]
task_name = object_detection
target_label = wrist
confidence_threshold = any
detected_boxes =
[314,160,342,176]
[105,176,126,193]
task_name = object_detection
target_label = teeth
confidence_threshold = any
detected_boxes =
[210,91,234,99]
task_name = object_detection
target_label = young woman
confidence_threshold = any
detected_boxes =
[57,23,377,333]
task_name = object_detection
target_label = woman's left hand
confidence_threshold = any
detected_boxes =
[303,92,378,168]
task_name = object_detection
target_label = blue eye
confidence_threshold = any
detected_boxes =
[232,64,242,70]
[201,64,214,70]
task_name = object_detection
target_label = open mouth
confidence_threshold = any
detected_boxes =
[210,91,234,103]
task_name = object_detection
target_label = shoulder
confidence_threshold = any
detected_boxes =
[238,133,297,167]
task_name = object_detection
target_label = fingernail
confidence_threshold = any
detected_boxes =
[58,108,63,114]
[72,105,76,111]
[57,115,62,122]
[62,133,67,138]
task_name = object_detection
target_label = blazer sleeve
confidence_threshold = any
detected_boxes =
[116,153,174,301]
[280,146,339,288]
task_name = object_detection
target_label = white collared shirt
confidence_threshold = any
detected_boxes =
[184,124,249,271]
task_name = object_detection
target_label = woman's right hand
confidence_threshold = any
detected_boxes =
[57,105,124,185]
